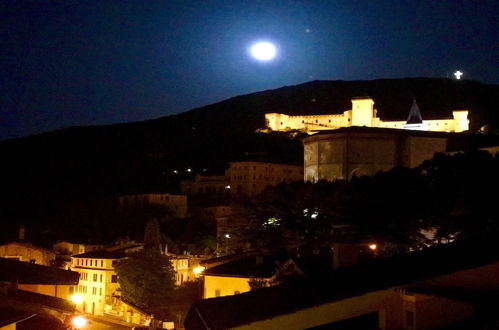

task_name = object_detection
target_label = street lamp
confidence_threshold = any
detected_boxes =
[193,266,205,277]
[70,294,83,304]
[72,315,88,329]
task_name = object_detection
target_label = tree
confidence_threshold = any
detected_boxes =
[115,248,175,309]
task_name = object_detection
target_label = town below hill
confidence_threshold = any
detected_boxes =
[0,78,498,244]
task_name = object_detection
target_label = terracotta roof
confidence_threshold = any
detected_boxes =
[4,287,76,313]
[0,307,35,327]
[0,257,79,285]
[203,255,290,278]
[72,249,127,259]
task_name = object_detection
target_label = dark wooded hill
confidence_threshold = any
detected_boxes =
[0,78,497,235]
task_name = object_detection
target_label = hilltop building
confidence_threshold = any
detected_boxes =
[118,193,188,218]
[266,97,469,133]
[303,127,456,181]
[181,161,303,198]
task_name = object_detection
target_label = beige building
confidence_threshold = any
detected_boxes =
[169,254,208,286]
[70,250,126,316]
[303,127,451,182]
[202,255,298,299]
[0,257,79,301]
[0,242,56,266]
[226,161,303,197]
[266,97,469,133]
[181,174,230,196]
[181,161,303,198]
[118,193,188,218]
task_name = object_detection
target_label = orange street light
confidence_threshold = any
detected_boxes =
[70,294,83,304]
[72,315,88,329]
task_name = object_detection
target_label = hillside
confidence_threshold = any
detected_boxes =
[0,77,498,235]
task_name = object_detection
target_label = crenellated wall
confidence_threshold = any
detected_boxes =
[265,98,469,133]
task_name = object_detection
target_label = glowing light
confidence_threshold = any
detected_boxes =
[70,294,83,304]
[187,168,192,173]
[72,315,88,328]
[250,42,277,61]
[225,185,231,189]
[369,244,377,251]
[193,266,205,275]
[173,170,178,174]
[454,70,463,79]
[225,234,231,238]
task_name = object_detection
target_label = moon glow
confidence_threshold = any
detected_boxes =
[250,42,277,61]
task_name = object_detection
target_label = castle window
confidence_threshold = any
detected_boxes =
[329,120,331,123]
[315,120,318,123]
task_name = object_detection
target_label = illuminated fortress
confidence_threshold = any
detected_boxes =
[265,97,469,133]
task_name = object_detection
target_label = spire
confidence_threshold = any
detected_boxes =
[406,98,423,124]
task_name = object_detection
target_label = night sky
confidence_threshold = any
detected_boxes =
[1,0,498,140]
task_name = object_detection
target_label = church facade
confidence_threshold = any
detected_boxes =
[265,97,469,133]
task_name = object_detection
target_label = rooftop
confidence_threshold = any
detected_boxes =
[203,255,291,278]
[0,257,79,285]
[72,249,127,259]
[187,233,499,329]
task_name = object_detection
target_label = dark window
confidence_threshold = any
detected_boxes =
[406,311,414,327]
[111,275,118,283]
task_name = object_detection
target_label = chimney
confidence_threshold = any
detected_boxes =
[333,243,359,270]
[18,226,25,241]
[255,255,264,266]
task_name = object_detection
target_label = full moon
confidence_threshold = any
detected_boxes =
[250,42,277,61]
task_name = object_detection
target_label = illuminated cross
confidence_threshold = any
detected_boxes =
[454,70,463,80]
